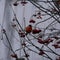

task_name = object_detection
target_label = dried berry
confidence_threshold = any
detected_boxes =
[48,38,53,42]
[12,24,16,27]
[32,29,41,34]
[52,44,60,49]
[20,33,25,37]
[11,54,17,58]
[57,41,60,44]
[22,42,26,46]
[13,2,19,6]
[39,50,45,55]
[2,29,6,33]
[56,56,60,60]
[25,54,29,57]
[19,29,21,32]
[37,12,41,15]
[21,1,27,6]
[54,36,59,40]
[29,19,35,23]
[43,40,49,44]
[33,14,37,17]
[38,38,44,44]
[37,16,42,19]
[43,38,53,44]
[16,58,25,60]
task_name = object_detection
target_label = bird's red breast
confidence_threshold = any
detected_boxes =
[25,25,32,33]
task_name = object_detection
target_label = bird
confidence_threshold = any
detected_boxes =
[25,25,32,35]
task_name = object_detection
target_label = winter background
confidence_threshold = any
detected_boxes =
[0,0,60,60]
